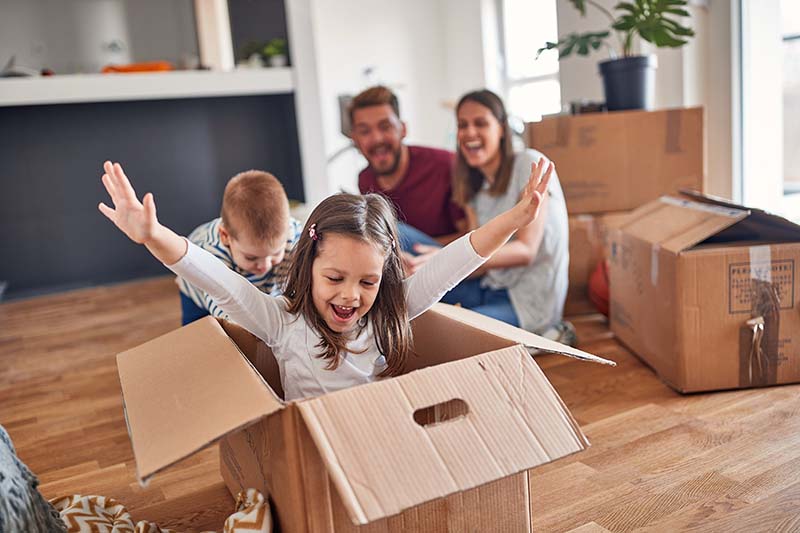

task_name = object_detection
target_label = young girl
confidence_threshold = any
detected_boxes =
[411,90,572,344]
[98,158,552,400]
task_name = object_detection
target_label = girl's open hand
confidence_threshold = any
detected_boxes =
[98,161,159,244]
[510,158,553,229]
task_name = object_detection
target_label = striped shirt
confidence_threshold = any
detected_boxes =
[176,217,302,320]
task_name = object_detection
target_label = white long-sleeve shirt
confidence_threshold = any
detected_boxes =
[168,232,486,400]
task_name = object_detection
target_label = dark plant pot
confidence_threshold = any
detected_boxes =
[598,55,657,111]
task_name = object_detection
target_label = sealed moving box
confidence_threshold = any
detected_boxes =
[567,212,632,315]
[609,192,800,392]
[117,303,613,532]
[527,107,704,214]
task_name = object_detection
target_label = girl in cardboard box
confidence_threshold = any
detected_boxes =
[98,158,552,400]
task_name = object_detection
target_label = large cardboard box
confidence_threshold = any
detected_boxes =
[567,212,632,315]
[117,303,613,532]
[526,107,705,214]
[609,192,800,392]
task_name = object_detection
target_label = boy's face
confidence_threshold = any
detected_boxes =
[311,233,384,334]
[220,224,286,276]
[351,104,407,176]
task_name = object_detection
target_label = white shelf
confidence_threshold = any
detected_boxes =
[0,68,294,107]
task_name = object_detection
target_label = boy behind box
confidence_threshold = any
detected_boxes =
[178,170,301,325]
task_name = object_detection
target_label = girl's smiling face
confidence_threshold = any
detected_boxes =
[311,233,385,333]
[456,100,504,177]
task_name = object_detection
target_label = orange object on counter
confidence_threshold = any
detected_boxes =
[102,61,173,73]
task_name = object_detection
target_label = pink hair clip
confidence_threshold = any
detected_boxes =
[308,223,319,241]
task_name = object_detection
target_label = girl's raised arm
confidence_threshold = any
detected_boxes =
[98,161,187,265]
[98,161,286,345]
[468,158,553,258]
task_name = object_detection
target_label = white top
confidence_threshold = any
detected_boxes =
[168,233,486,400]
[471,149,569,333]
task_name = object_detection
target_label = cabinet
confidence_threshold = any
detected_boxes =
[0,0,326,299]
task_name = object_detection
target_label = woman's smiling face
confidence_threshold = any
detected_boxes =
[311,233,385,333]
[456,99,504,175]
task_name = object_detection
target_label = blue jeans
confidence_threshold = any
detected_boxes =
[441,278,520,327]
[180,292,210,326]
[398,222,520,326]
[397,222,441,254]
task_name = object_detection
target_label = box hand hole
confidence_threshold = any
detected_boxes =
[413,398,469,427]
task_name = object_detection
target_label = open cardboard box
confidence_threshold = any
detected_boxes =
[526,107,704,214]
[118,303,613,532]
[610,191,800,392]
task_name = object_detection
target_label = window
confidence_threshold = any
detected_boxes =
[738,0,800,217]
[782,0,800,195]
[498,0,562,123]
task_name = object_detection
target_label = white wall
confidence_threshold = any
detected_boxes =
[554,0,614,106]
[309,0,491,195]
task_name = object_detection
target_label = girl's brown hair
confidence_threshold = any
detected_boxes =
[452,89,516,206]
[283,193,410,377]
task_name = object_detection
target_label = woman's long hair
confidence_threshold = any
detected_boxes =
[452,89,516,206]
[282,193,410,377]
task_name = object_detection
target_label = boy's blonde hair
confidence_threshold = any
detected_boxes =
[221,170,289,244]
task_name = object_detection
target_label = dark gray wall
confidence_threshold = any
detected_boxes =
[0,94,304,299]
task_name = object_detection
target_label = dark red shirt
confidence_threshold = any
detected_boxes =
[358,145,465,238]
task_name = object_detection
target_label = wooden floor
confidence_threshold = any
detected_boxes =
[2,277,800,532]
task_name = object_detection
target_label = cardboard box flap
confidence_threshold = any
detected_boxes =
[117,317,282,483]
[620,196,748,253]
[680,190,800,245]
[429,303,615,365]
[297,344,588,525]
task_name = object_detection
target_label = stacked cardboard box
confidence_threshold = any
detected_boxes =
[609,192,800,392]
[117,303,613,532]
[566,212,631,315]
[527,107,705,316]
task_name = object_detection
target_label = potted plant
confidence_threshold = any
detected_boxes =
[262,38,288,68]
[537,0,695,111]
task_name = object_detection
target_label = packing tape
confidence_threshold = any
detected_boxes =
[651,244,660,286]
[749,245,772,283]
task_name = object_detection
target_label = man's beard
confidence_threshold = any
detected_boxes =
[369,144,403,176]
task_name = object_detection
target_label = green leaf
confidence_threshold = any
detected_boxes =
[613,16,637,31]
[538,31,610,59]
[535,41,560,60]
[568,0,587,16]
[664,8,690,17]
